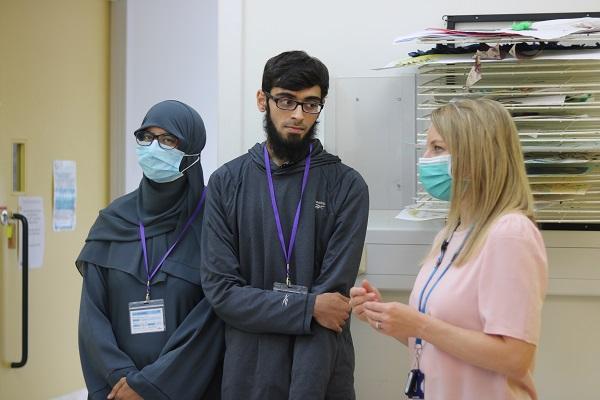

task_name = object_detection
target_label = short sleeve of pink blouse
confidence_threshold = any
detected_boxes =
[477,213,548,344]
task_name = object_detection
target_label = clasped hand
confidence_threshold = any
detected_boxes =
[349,280,424,341]
[107,377,142,400]
[313,292,351,333]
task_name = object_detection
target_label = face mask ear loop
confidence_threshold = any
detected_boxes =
[180,154,200,174]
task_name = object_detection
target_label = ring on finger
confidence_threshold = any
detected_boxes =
[376,321,382,329]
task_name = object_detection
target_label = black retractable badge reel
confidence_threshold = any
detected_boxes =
[264,144,312,296]
[405,366,425,399]
[405,226,472,399]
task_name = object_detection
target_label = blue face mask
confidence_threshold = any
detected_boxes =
[418,154,452,201]
[136,141,200,183]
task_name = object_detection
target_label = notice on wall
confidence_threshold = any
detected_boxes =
[53,160,77,231]
[17,196,45,269]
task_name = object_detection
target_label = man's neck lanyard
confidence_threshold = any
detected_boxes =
[138,187,207,302]
[263,143,312,286]
[415,226,473,347]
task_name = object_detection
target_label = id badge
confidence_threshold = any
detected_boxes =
[404,369,425,399]
[129,299,166,335]
[273,282,308,295]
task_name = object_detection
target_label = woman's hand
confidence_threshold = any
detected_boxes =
[350,280,412,345]
[349,280,381,322]
[107,377,143,400]
[362,301,424,341]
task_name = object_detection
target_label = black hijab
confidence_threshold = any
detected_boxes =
[76,100,207,285]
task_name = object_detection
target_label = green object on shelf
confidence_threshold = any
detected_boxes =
[512,21,533,31]
[566,93,592,103]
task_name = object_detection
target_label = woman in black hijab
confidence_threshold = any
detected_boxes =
[77,100,223,400]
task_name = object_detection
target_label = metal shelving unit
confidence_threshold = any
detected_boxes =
[414,13,600,229]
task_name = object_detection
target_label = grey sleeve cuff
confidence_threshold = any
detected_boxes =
[107,366,138,387]
[303,293,317,334]
[127,370,170,400]
[87,386,110,400]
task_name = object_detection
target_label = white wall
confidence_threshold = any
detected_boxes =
[229,1,600,155]
[218,1,600,399]
[111,0,218,197]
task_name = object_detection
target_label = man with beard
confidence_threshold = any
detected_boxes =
[200,50,369,400]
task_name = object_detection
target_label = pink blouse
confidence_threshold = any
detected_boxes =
[408,213,548,400]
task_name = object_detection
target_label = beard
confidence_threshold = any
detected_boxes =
[264,107,318,163]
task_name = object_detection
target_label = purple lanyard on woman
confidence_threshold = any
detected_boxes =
[263,143,312,286]
[138,187,207,301]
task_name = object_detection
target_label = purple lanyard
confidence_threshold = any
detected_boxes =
[263,143,312,286]
[138,187,207,301]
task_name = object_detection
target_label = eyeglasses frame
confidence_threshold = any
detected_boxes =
[135,130,180,150]
[264,92,324,115]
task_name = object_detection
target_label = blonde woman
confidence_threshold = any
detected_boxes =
[350,99,548,400]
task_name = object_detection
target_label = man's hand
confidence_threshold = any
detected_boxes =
[107,377,143,400]
[313,292,351,333]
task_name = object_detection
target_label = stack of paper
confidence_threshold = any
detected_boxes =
[393,17,600,44]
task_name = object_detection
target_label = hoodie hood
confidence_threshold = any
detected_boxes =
[249,139,340,175]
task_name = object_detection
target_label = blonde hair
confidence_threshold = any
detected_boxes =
[427,99,534,265]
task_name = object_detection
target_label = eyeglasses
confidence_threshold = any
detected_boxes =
[135,130,179,150]
[265,92,324,114]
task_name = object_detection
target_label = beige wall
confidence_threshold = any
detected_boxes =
[352,291,600,399]
[0,0,109,398]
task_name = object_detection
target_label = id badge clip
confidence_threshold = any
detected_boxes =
[129,299,166,335]
[273,281,308,295]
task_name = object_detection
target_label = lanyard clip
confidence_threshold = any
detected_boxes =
[415,343,423,369]
[145,280,151,302]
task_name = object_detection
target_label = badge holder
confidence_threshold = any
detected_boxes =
[129,298,166,335]
[273,281,308,295]
[404,344,425,399]
[128,282,166,335]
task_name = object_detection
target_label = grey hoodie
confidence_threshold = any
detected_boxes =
[201,139,369,400]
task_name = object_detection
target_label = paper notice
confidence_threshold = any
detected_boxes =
[17,196,45,269]
[53,160,77,231]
